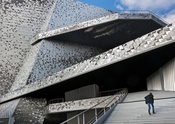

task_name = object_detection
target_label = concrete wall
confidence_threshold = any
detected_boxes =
[147,58,175,91]
[65,84,99,124]
[65,84,99,101]
[147,71,163,90]
[162,58,175,91]
[0,0,55,95]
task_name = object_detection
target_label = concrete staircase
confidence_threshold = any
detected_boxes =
[104,91,175,124]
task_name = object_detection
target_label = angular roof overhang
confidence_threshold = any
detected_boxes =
[0,22,174,103]
[31,12,167,50]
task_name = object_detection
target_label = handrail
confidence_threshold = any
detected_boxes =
[60,88,128,124]
[99,88,124,97]
[87,89,127,124]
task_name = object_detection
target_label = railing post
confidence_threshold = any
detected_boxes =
[77,116,80,124]
[95,108,97,122]
[83,113,85,124]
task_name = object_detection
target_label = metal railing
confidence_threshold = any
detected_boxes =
[99,88,124,97]
[60,88,128,124]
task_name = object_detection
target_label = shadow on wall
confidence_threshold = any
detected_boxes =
[44,113,66,124]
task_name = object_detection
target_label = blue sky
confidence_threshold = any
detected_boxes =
[79,0,175,24]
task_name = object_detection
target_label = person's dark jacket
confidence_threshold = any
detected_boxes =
[145,93,154,104]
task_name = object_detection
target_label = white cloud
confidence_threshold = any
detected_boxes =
[116,5,124,10]
[120,0,175,10]
[115,0,175,23]
[164,14,175,23]
[114,0,175,23]
[163,9,175,23]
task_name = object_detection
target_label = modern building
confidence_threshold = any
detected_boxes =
[0,0,175,124]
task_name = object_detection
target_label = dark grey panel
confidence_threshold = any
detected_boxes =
[49,20,164,49]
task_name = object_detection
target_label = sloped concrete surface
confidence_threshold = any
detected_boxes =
[104,91,175,124]
[123,90,175,102]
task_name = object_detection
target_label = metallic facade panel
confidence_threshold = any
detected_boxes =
[45,0,114,31]
[0,0,55,95]
[1,22,174,103]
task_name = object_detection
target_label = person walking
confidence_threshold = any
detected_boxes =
[145,93,156,115]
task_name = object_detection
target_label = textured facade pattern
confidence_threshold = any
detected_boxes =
[47,94,121,114]
[28,40,104,84]
[0,99,19,118]
[45,0,114,31]
[0,0,55,95]
[1,0,174,123]
[0,22,174,103]
[13,98,46,124]
[10,42,43,91]
[10,39,103,90]
[7,0,115,91]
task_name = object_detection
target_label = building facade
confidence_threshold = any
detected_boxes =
[0,0,175,123]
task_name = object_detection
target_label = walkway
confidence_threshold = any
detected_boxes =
[104,90,175,124]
